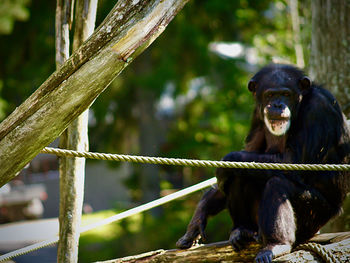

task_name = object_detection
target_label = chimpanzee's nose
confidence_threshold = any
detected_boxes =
[273,101,283,109]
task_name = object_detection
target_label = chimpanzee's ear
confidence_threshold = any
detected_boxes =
[299,76,311,91]
[248,79,257,93]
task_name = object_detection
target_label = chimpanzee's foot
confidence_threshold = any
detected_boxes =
[229,227,258,251]
[255,244,292,263]
[176,231,200,249]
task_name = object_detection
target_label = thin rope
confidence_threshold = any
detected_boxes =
[0,236,59,262]
[41,147,350,171]
[297,242,340,263]
[0,178,217,262]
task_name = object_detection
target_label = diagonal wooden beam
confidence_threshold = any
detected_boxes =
[0,0,190,186]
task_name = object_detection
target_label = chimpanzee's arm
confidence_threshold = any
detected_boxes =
[176,186,226,248]
[222,151,289,163]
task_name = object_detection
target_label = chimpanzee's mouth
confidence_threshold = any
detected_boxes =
[268,117,289,122]
[264,117,291,136]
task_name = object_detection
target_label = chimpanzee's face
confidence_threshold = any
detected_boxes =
[248,68,310,136]
[260,86,296,136]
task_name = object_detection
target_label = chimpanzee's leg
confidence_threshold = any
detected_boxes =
[176,186,226,248]
[293,180,337,244]
[256,176,296,263]
[223,170,267,250]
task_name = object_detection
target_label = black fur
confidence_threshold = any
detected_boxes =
[176,64,350,263]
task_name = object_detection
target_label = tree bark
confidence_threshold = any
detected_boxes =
[55,0,75,261]
[288,0,304,68]
[309,0,350,234]
[57,0,97,262]
[95,233,350,263]
[309,0,350,117]
[0,0,190,187]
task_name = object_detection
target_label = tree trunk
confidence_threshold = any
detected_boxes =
[57,0,97,262]
[94,232,350,263]
[0,0,190,187]
[309,0,350,117]
[309,0,350,234]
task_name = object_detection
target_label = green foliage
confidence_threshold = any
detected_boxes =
[251,0,311,66]
[0,0,31,35]
[0,0,56,116]
[0,80,7,119]
[90,0,276,157]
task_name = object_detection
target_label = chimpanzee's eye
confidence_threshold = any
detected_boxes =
[266,93,273,98]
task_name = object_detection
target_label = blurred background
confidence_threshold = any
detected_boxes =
[0,0,348,262]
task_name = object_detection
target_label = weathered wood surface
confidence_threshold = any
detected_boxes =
[57,0,97,262]
[0,0,190,186]
[95,232,350,263]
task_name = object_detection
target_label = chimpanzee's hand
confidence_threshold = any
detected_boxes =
[176,212,207,249]
[221,151,245,162]
[222,151,284,163]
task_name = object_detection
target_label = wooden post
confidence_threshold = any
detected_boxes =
[57,0,98,262]
[0,0,190,186]
[55,0,72,259]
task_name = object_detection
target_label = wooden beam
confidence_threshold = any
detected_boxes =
[0,0,190,186]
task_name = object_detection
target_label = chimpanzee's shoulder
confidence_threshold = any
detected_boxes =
[311,85,337,102]
[303,85,342,115]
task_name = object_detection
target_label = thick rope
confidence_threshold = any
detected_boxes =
[4,147,344,261]
[41,147,350,171]
[297,243,340,263]
[0,178,217,262]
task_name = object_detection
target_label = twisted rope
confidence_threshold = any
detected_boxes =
[297,242,340,263]
[41,147,350,171]
[0,237,58,262]
[12,146,341,263]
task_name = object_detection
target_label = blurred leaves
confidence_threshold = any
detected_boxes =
[0,80,7,119]
[0,0,31,34]
[89,0,277,160]
[0,0,306,213]
[0,0,304,162]
[0,0,56,113]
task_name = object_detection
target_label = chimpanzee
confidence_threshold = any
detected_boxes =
[176,64,350,263]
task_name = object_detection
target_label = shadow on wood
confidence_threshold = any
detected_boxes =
[95,232,350,263]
